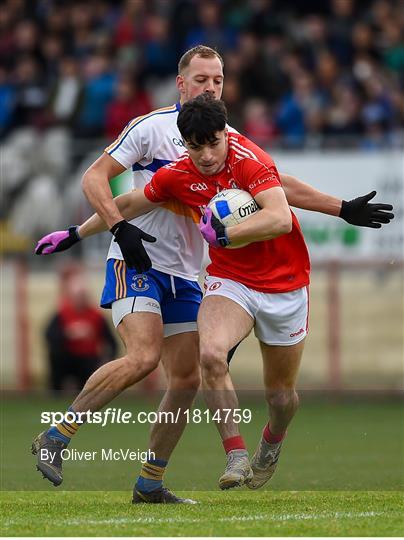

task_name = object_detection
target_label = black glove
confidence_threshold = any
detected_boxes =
[35,226,81,255]
[110,220,156,271]
[339,191,394,228]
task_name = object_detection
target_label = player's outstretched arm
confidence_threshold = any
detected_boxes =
[280,173,341,215]
[35,191,144,254]
[36,190,159,270]
[77,191,157,238]
[280,173,394,228]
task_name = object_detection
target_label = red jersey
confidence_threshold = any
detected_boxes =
[144,132,310,293]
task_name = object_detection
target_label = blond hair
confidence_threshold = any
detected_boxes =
[178,45,224,74]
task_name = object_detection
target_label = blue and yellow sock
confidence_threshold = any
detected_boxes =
[47,407,84,445]
[135,458,168,493]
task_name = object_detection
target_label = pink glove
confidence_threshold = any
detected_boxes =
[35,226,81,255]
[199,208,229,247]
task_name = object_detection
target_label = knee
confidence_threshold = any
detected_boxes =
[168,365,201,392]
[124,350,159,383]
[200,344,229,381]
[266,388,299,411]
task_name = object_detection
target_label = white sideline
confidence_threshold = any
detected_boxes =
[67,510,383,526]
[3,510,387,528]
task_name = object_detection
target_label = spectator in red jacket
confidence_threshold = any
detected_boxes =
[105,75,152,140]
[45,265,117,393]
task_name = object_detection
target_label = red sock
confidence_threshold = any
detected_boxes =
[263,424,286,444]
[223,435,246,454]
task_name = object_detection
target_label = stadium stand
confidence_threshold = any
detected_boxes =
[1,0,402,241]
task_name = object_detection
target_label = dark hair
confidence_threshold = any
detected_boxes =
[178,45,224,74]
[177,94,227,145]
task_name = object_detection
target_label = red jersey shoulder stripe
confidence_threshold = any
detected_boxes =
[229,138,259,160]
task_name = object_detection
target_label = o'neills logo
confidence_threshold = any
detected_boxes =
[290,328,304,338]
[238,200,258,218]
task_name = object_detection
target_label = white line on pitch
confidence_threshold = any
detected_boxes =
[2,510,389,528]
[66,510,384,526]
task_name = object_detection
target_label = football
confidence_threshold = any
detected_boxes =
[207,188,258,227]
[207,188,259,249]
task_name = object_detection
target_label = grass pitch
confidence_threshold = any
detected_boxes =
[1,395,403,536]
[1,490,403,536]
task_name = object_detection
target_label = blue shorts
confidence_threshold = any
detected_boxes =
[100,260,202,333]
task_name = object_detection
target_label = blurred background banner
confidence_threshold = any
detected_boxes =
[0,0,403,395]
[110,169,132,197]
[275,150,403,262]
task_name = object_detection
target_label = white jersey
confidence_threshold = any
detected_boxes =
[105,102,235,281]
[105,103,202,280]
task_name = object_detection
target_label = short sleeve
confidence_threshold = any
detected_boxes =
[104,118,149,169]
[144,168,172,203]
[237,158,281,197]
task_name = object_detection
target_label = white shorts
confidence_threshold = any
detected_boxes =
[111,297,198,338]
[204,276,309,346]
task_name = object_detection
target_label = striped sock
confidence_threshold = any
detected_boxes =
[47,407,84,444]
[135,458,168,493]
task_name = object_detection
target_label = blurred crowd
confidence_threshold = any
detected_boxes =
[1,0,403,147]
[0,0,403,250]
